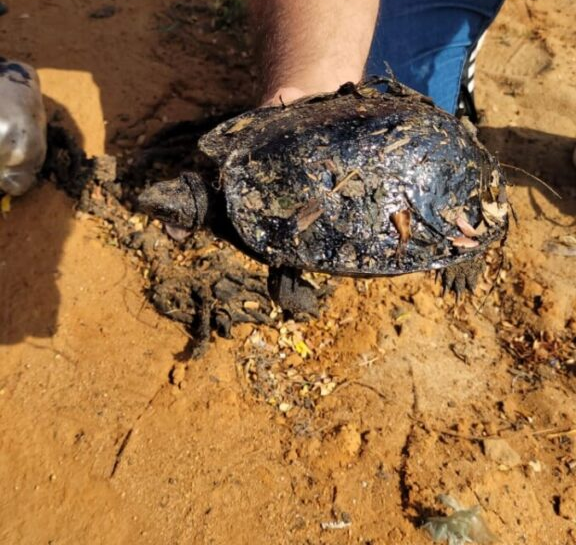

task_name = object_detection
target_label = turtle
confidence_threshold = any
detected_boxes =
[138,77,508,316]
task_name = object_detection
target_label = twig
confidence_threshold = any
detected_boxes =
[336,380,388,402]
[501,163,562,199]
[531,426,576,438]
[110,429,133,478]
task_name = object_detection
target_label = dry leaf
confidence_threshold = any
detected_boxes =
[456,215,480,238]
[481,200,508,225]
[295,198,324,232]
[449,235,480,248]
[390,209,412,243]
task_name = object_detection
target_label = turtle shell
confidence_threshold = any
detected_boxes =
[199,85,508,275]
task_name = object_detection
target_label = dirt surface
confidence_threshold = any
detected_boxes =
[1,1,575,544]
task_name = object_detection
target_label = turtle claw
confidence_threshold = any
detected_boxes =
[441,258,484,299]
[267,266,319,319]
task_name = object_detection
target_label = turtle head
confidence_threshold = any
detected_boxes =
[138,172,209,237]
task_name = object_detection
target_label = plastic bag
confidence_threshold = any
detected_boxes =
[423,495,497,545]
[0,59,47,196]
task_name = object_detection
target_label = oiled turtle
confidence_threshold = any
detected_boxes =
[138,78,508,316]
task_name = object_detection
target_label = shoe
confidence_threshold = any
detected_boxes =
[455,33,486,123]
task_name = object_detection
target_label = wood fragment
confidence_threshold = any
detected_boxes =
[332,169,362,194]
[295,198,324,233]
[382,135,411,154]
[225,116,254,134]
[546,429,576,439]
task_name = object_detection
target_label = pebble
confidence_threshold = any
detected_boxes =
[528,459,542,473]
[483,438,522,469]
[279,402,292,413]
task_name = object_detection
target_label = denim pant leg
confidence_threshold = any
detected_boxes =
[366,0,505,113]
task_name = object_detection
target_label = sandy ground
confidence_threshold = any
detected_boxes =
[1,0,575,543]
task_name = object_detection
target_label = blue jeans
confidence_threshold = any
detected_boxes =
[366,0,505,113]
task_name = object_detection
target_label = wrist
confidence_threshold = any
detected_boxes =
[260,86,306,107]
[260,68,362,106]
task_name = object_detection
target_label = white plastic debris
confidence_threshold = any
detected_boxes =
[423,494,497,545]
[320,520,351,531]
[0,59,47,196]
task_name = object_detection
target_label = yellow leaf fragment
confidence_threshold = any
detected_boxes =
[394,310,411,324]
[1,194,12,215]
[294,340,312,358]
[225,116,255,134]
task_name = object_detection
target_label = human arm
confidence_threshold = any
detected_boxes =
[250,0,380,105]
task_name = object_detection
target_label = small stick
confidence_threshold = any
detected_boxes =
[546,428,576,439]
[332,169,362,194]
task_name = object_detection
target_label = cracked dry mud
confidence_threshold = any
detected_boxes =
[1,1,575,544]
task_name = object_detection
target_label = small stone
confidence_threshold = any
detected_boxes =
[279,402,292,413]
[528,459,542,473]
[483,438,522,469]
[169,363,187,386]
[319,381,336,396]
[89,5,117,19]
[336,423,362,459]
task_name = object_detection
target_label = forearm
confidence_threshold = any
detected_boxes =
[251,0,379,104]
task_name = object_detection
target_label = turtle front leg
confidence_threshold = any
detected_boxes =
[441,258,485,299]
[267,266,319,318]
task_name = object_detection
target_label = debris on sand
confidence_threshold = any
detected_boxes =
[321,512,352,531]
[239,320,341,412]
[543,234,576,257]
[423,495,497,545]
[320,519,351,531]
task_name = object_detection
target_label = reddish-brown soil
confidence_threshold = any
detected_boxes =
[1,0,575,543]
